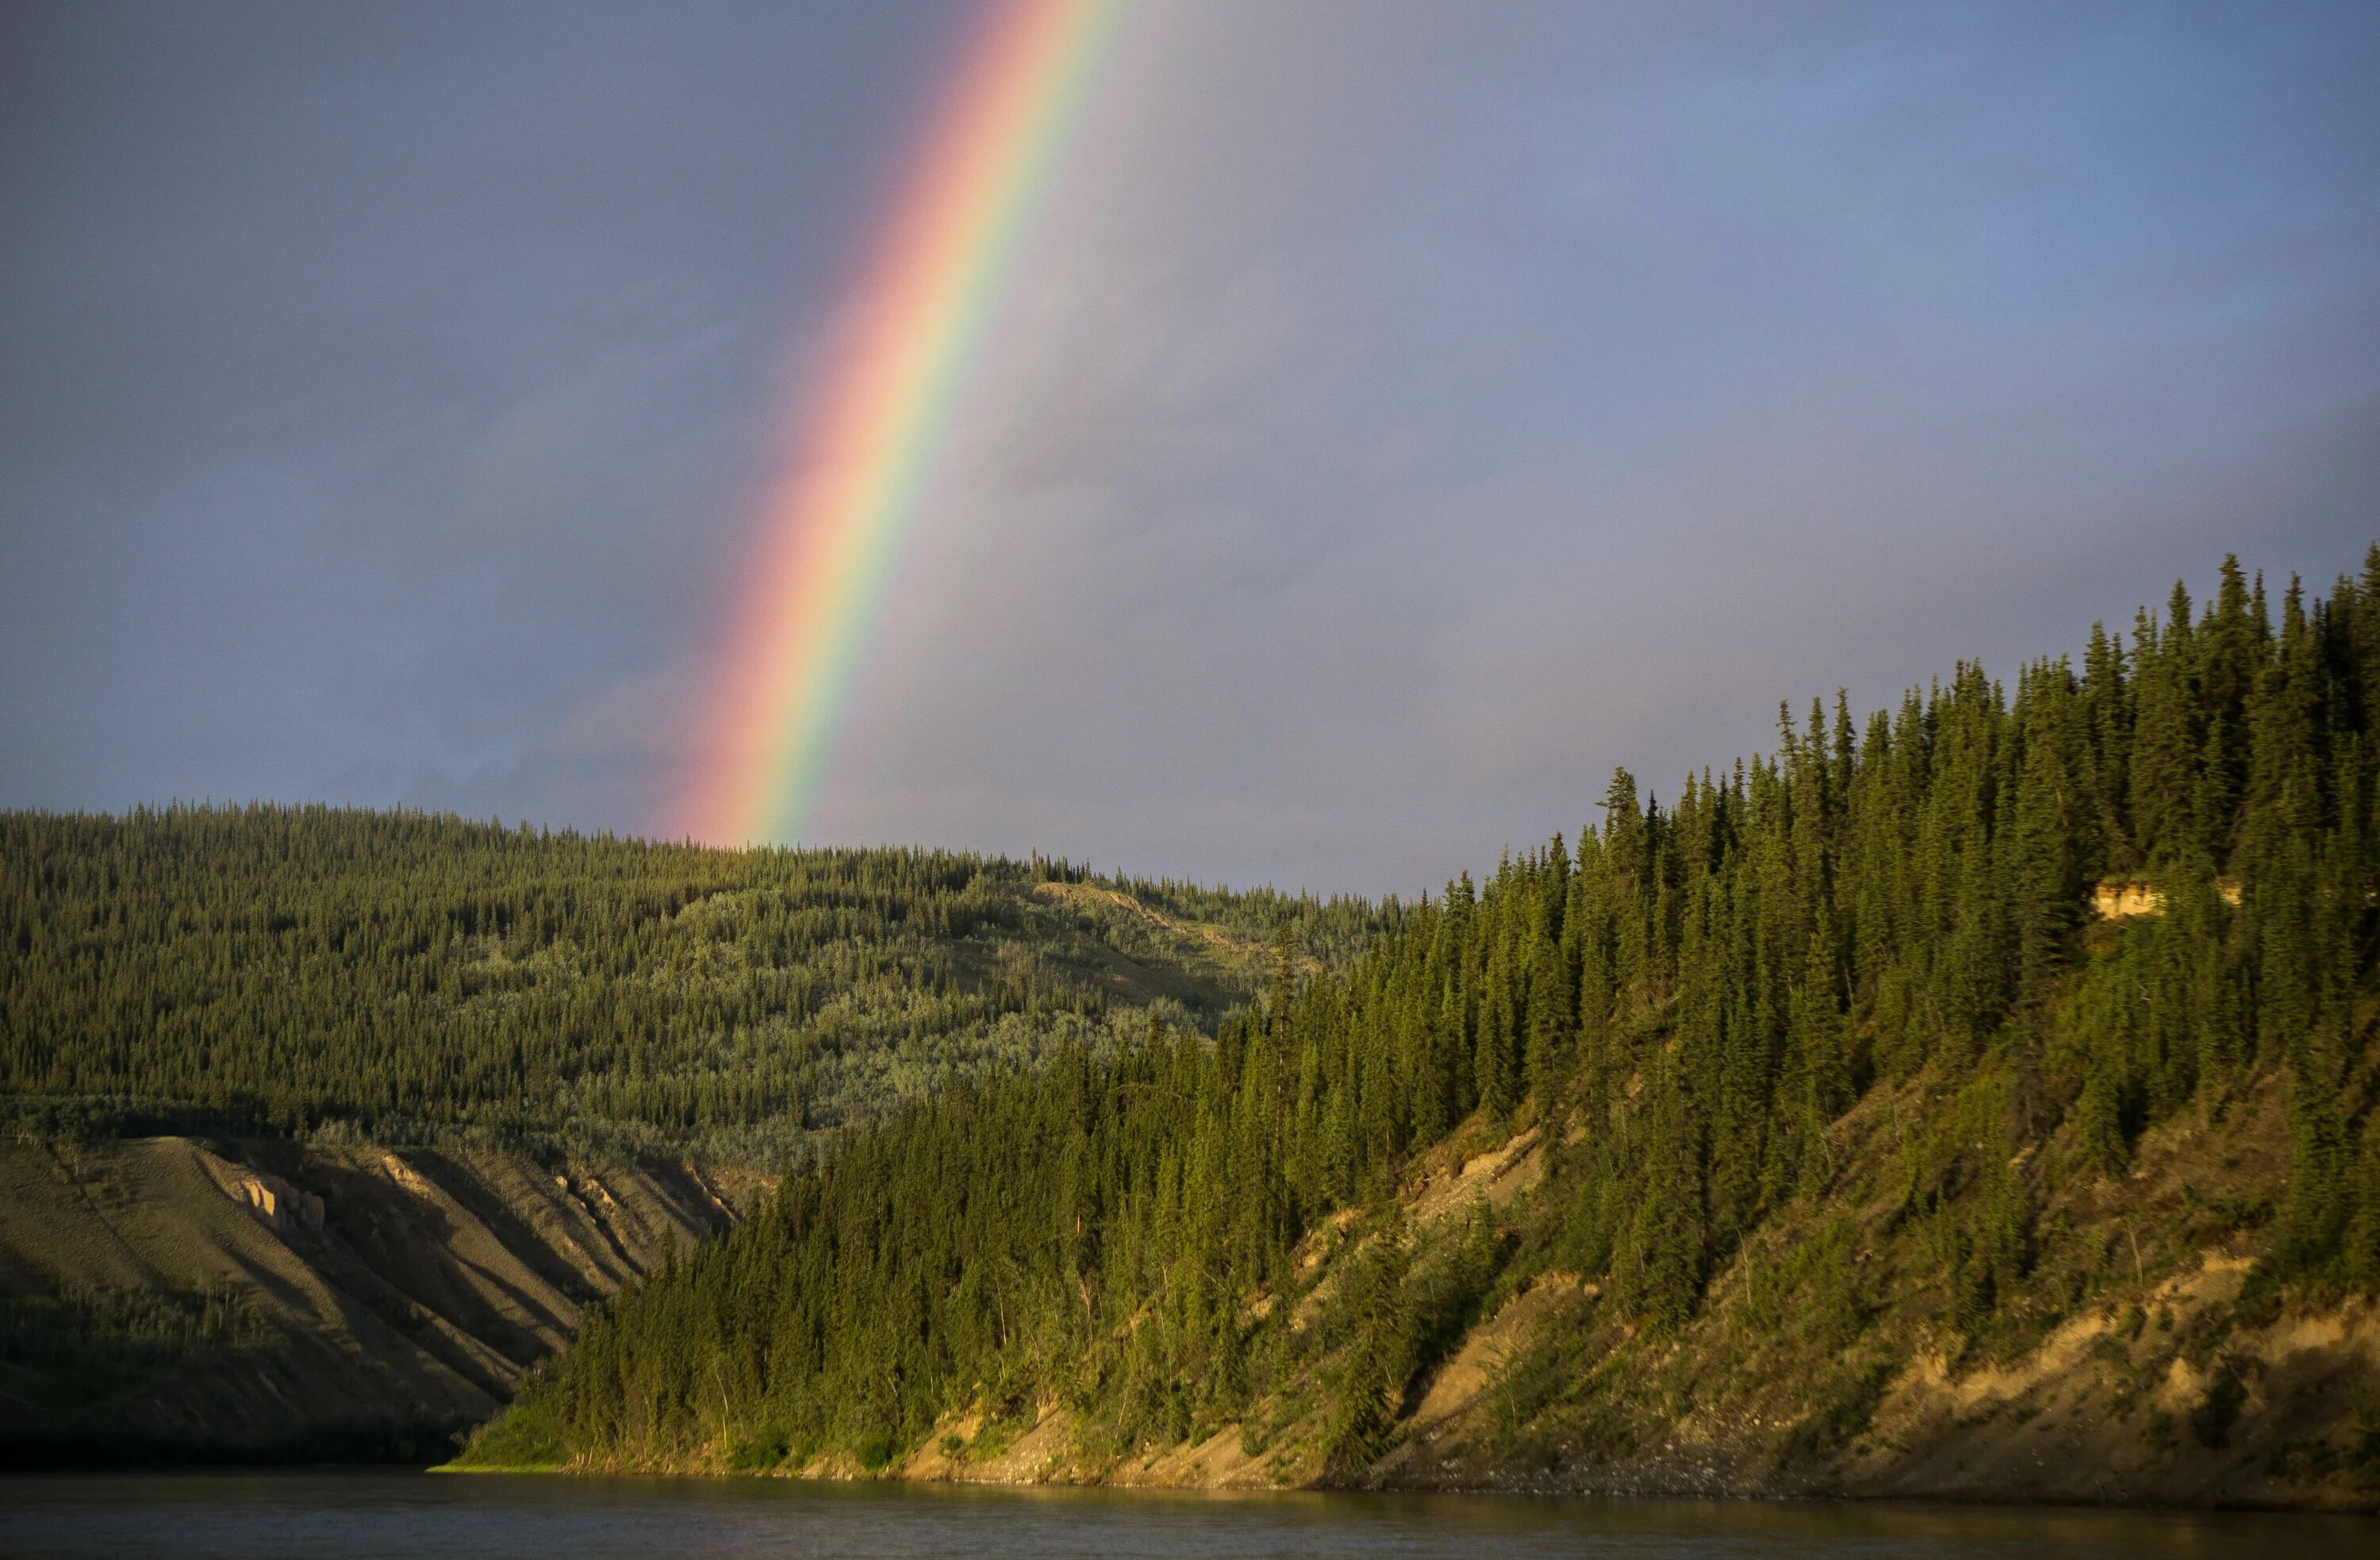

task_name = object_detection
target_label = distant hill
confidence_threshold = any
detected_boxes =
[0,809,1377,1162]
[462,551,2380,1510]
[0,810,1374,1460]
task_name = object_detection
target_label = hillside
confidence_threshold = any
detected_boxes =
[0,1135,762,1465]
[0,816,1371,1459]
[1,810,1375,1160]
[463,552,2380,1510]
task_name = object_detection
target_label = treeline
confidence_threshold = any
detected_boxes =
[470,551,2380,1473]
[0,807,1376,1159]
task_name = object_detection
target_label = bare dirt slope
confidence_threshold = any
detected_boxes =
[0,1135,762,1459]
[820,1078,2380,1510]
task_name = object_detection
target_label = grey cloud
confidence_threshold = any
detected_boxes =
[5,1,2377,893]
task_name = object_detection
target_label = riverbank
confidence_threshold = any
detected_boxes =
[459,1084,2380,1514]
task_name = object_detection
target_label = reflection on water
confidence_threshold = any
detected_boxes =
[0,1472,2372,1560]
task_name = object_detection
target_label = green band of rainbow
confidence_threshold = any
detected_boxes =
[682,0,1124,845]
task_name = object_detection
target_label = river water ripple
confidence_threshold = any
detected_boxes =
[1,1472,2373,1558]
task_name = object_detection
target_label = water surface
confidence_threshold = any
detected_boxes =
[1,1473,2371,1559]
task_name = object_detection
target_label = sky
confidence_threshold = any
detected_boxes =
[3,1,2378,897]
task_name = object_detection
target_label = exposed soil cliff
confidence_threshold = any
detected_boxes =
[0,1135,762,1462]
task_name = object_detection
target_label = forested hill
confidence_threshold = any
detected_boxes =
[1,809,1380,1162]
[467,552,2380,1510]
[0,811,1380,1463]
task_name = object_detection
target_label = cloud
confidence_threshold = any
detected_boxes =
[4,1,2377,893]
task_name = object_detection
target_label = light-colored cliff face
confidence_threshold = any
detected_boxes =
[0,1136,763,1456]
[2090,878,2244,920]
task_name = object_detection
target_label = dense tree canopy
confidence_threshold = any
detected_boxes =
[0,808,1374,1158]
[471,551,2380,1473]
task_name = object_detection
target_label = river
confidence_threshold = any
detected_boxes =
[0,1473,2371,1558]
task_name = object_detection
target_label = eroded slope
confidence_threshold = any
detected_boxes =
[0,1135,761,1461]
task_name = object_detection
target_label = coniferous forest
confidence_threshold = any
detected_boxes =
[1,811,1373,1161]
[9,551,2380,1502]
[0,809,1373,1464]
[456,553,2380,1499]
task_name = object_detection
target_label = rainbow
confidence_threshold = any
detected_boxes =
[681,0,1127,846]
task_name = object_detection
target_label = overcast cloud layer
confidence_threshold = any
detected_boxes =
[5,1,2378,894]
